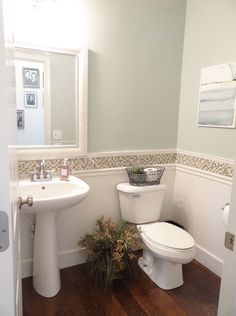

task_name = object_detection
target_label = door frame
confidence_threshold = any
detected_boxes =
[0,0,21,315]
[218,164,236,315]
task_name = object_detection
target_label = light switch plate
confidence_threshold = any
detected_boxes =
[0,211,9,252]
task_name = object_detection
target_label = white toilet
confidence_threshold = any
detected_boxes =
[116,183,196,290]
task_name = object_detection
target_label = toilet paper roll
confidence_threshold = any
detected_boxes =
[144,168,158,173]
[144,168,158,182]
[222,204,230,226]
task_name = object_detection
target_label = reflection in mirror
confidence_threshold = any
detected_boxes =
[15,48,77,146]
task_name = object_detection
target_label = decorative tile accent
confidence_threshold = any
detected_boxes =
[18,151,234,178]
[176,153,233,178]
[18,152,176,178]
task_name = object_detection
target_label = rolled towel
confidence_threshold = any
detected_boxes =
[144,168,158,181]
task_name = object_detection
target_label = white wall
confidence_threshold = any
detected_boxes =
[172,166,232,276]
[20,166,175,277]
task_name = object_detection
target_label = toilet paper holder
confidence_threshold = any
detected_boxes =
[221,202,230,211]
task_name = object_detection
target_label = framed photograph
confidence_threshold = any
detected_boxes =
[22,67,40,88]
[17,110,24,130]
[24,91,38,108]
[197,63,236,128]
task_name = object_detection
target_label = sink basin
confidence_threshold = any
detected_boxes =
[19,176,89,213]
[18,176,89,298]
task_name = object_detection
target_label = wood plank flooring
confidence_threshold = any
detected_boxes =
[22,259,220,316]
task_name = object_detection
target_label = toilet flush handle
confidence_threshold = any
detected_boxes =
[132,194,141,198]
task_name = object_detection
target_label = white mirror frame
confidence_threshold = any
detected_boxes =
[16,46,88,160]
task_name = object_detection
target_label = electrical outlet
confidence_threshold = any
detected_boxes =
[52,130,62,140]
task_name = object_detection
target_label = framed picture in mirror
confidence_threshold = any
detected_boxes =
[17,110,24,130]
[24,91,38,108]
[22,67,40,88]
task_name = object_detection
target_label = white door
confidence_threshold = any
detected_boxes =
[0,0,21,315]
[218,164,236,315]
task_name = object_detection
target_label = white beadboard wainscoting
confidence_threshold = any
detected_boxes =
[20,149,233,278]
[20,165,176,278]
[173,165,232,277]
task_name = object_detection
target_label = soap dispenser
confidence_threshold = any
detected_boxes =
[60,158,70,181]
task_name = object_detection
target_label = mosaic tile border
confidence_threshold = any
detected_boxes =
[176,153,233,178]
[18,151,234,178]
[18,152,176,178]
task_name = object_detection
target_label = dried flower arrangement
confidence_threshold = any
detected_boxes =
[79,216,141,289]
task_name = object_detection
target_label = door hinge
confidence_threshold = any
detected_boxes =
[0,211,9,252]
[225,231,235,251]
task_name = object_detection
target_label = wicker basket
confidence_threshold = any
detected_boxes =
[126,166,165,186]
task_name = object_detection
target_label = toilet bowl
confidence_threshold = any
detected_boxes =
[137,222,195,289]
[116,182,196,290]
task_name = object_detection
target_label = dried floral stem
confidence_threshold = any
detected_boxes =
[79,216,142,289]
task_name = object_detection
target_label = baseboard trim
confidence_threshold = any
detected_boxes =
[22,244,222,280]
[59,248,87,269]
[195,244,222,277]
[21,248,87,279]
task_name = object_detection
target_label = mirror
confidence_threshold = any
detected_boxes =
[15,47,77,146]
[15,46,88,160]
[13,0,88,159]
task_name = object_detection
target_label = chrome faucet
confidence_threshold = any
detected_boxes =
[30,160,54,182]
[40,159,46,179]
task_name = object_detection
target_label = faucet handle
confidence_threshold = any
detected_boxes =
[46,169,55,180]
[29,170,38,181]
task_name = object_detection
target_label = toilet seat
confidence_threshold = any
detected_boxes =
[138,222,196,264]
[138,222,195,250]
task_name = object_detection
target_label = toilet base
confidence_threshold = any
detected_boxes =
[138,250,183,290]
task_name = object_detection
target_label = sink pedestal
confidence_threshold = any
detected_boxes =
[19,176,90,298]
[33,212,60,297]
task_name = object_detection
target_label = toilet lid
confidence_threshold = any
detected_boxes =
[139,222,195,250]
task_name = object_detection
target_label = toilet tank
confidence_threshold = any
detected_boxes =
[116,183,167,224]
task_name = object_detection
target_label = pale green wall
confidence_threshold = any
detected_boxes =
[177,0,236,159]
[86,0,186,152]
[50,53,76,144]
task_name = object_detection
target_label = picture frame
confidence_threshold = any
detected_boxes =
[197,63,236,128]
[24,91,38,108]
[22,67,40,88]
[17,110,24,130]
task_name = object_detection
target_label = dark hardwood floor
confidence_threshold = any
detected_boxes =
[22,259,220,316]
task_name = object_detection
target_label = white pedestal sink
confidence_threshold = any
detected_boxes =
[19,176,89,298]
